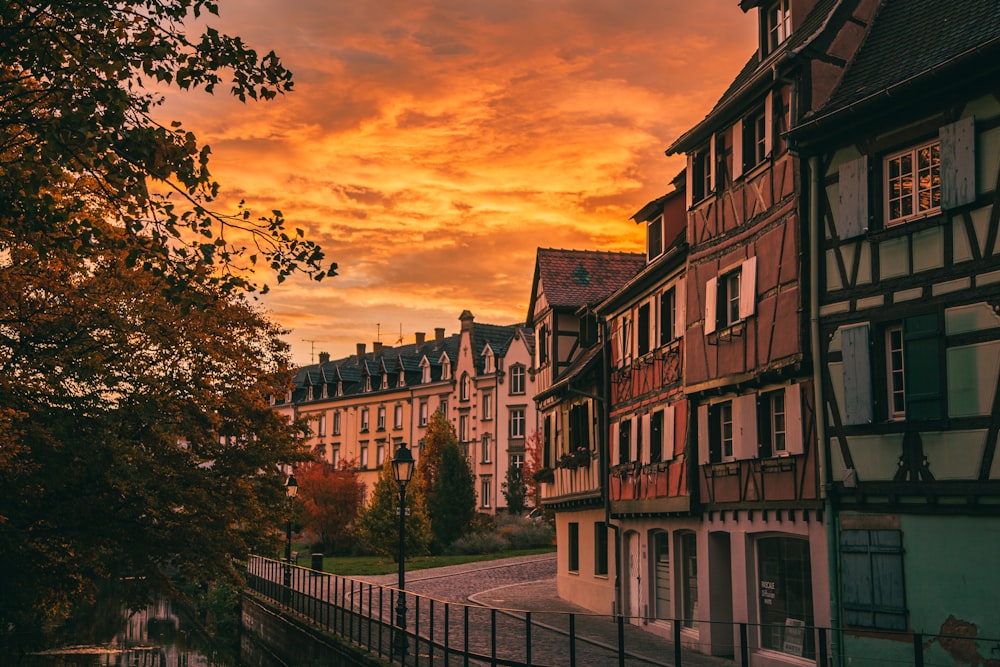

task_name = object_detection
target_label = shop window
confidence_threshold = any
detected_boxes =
[840,529,906,630]
[757,536,815,659]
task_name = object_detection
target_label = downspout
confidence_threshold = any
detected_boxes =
[809,154,841,665]
[600,315,622,616]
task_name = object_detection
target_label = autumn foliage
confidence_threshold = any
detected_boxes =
[297,459,364,554]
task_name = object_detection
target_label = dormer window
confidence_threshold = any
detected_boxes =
[647,214,663,261]
[420,357,431,383]
[380,373,389,390]
[764,0,791,55]
[482,346,494,373]
[364,375,372,392]
[440,355,451,380]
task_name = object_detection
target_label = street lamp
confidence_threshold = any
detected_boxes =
[283,473,298,599]
[392,443,415,659]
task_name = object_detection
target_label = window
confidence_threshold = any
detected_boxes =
[460,372,471,401]
[568,523,580,572]
[705,257,757,335]
[744,105,767,169]
[439,399,448,418]
[708,401,734,462]
[331,445,340,469]
[886,326,906,420]
[568,403,590,451]
[691,146,713,202]
[594,522,608,576]
[618,418,632,464]
[482,392,492,420]
[680,532,698,628]
[480,477,491,508]
[653,532,671,621]
[617,314,633,364]
[360,408,370,432]
[317,414,326,437]
[376,443,385,466]
[459,414,469,442]
[380,373,389,390]
[420,359,431,383]
[394,405,403,430]
[364,375,372,392]
[510,453,524,469]
[758,536,815,659]
[650,410,664,463]
[419,401,428,426]
[764,0,791,54]
[660,288,676,347]
[333,411,341,435]
[440,359,451,380]
[360,443,369,469]
[483,350,494,373]
[758,390,787,457]
[509,407,525,438]
[840,529,906,631]
[537,325,549,365]
[481,434,491,463]
[647,215,664,261]
[637,302,651,356]
[377,406,386,431]
[509,365,525,395]
[885,140,940,225]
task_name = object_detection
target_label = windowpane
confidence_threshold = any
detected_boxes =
[887,326,905,419]
[758,537,815,658]
[886,142,941,225]
[654,532,671,620]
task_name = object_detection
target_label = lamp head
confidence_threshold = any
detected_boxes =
[392,443,415,486]
[285,473,299,498]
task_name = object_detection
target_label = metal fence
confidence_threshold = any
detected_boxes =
[244,556,998,667]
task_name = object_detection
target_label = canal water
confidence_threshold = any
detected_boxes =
[13,596,280,667]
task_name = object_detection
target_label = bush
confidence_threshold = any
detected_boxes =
[446,532,511,555]
[494,514,555,550]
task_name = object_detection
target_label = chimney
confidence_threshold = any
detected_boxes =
[459,310,475,332]
[373,341,383,355]
[435,328,445,346]
[318,352,330,364]
[356,343,366,360]
[415,332,426,346]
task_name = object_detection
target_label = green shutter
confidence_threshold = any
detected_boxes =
[903,314,944,420]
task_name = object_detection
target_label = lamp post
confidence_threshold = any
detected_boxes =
[283,473,298,600]
[391,443,415,659]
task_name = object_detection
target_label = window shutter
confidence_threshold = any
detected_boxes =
[785,384,804,455]
[903,314,944,420]
[705,276,718,334]
[842,324,874,425]
[664,405,676,461]
[686,155,695,209]
[838,156,869,238]
[734,394,758,460]
[698,404,710,464]
[610,320,621,367]
[709,134,717,192]
[764,91,774,157]
[611,418,619,465]
[940,116,976,210]
[641,412,651,463]
[739,256,757,319]
[732,120,744,180]
[675,278,687,339]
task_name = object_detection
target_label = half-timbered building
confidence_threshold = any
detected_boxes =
[664,0,879,661]
[789,2,1000,664]
[528,248,645,612]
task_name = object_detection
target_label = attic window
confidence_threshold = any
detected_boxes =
[647,215,664,261]
[764,0,791,54]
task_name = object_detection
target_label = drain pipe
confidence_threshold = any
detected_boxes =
[809,154,841,665]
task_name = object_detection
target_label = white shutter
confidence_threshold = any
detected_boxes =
[674,278,686,339]
[734,394,758,460]
[698,404,710,464]
[612,419,620,463]
[785,384,804,455]
[709,134,717,192]
[838,156,869,238]
[739,256,757,320]
[732,120,744,180]
[764,92,774,157]
[641,413,651,463]
[663,404,676,461]
[705,276,718,334]
[940,117,976,209]
[686,155,694,209]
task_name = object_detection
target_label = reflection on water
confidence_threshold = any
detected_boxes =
[19,598,234,667]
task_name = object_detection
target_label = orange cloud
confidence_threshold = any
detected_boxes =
[158,0,757,364]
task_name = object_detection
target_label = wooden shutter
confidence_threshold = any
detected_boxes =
[732,120,744,180]
[840,529,906,630]
[764,91,774,157]
[940,116,976,210]
[685,155,695,209]
[785,384,804,455]
[640,412,651,463]
[903,314,944,420]
[674,278,687,339]
[842,324,874,425]
[838,156,869,238]
[739,256,757,320]
[733,394,758,460]
[698,404,710,464]
[705,277,718,334]
[709,134,717,192]
[664,405,676,461]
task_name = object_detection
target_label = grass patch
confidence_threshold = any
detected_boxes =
[316,547,555,577]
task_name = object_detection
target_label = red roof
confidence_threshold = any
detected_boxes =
[533,248,646,310]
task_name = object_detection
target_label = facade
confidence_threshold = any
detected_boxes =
[528,248,646,612]
[275,314,535,513]
[596,180,697,638]
[789,1,1000,664]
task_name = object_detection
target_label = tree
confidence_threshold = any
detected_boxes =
[297,459,364,554]
[0,240,313,642]
[501,463,528,515]
[429,441,477,550]
[0,1,336,295]
[357,457,431,560]
[522,431,546,510]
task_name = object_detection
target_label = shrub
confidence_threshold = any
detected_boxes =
[446,532,511,555]
[494,514,555,550]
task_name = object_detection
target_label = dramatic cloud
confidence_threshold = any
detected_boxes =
[159,1,758,363]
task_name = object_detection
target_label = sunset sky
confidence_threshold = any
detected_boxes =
[161,1,758,366]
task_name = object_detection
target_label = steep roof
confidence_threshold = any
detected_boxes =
[530,248,646,315]
[792,0,1000,137]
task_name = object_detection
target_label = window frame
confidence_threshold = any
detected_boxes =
[480,477,492,508]
[419,401,428,427]
[509,364,526,395]
[884,139,941,227]
[647,214,664,261]
[764,0,791,55]
[757,389,787,457]
[594,522,609,577]
[708,400,734,462]
[481,433,491,463]
[482,392,493,420]
[659,288,676,347]
[509,406,526,438]
[568,522,580,573]
[360,408,370,432]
